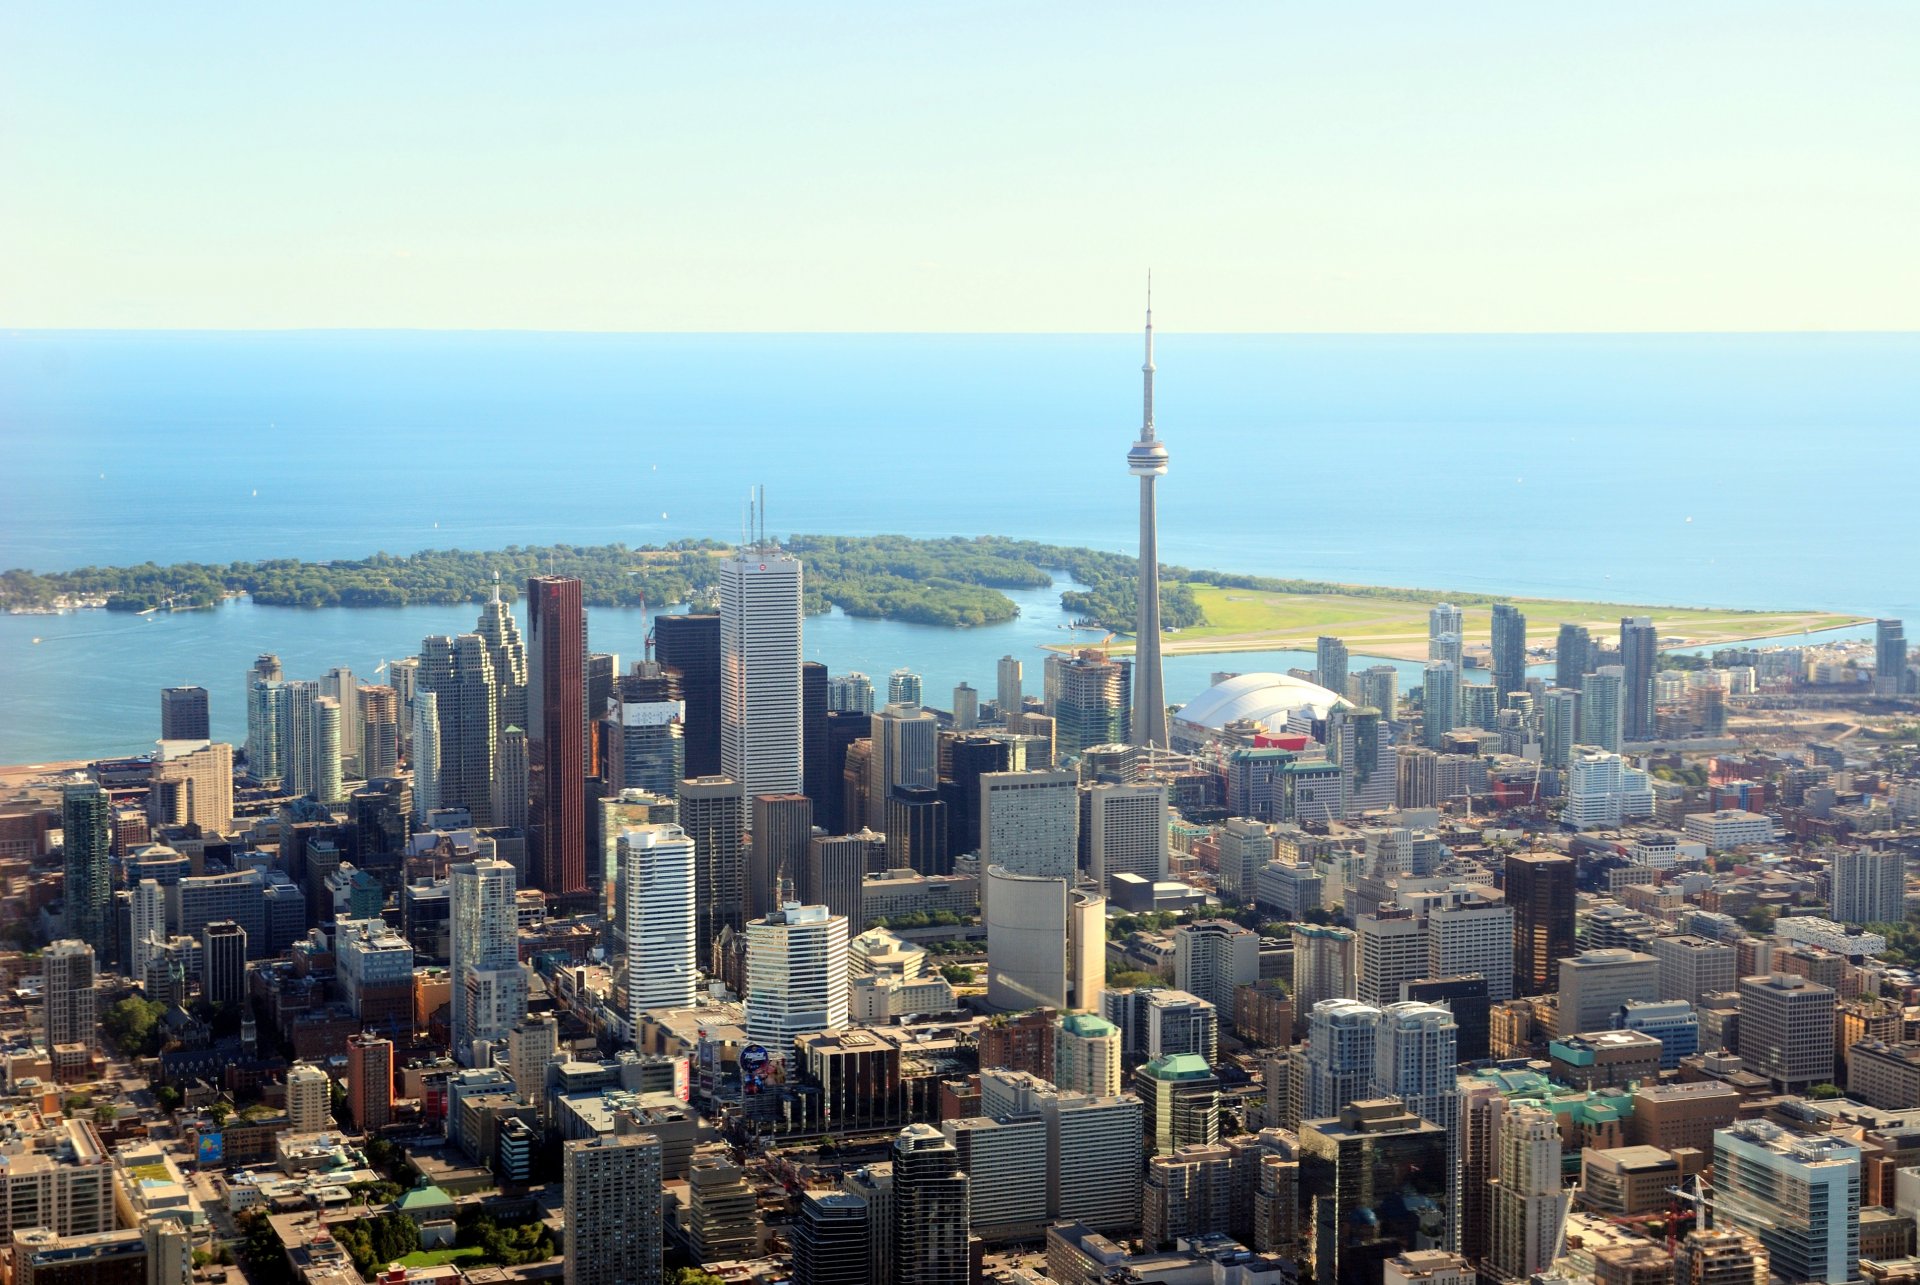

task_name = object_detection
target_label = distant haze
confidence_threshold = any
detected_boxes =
[2,4,1916,332]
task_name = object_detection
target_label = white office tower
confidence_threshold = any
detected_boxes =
[978,1069,1143,1234]
[1356,905,1427,1007]
[620,825,697,1020]
[285,1062,332,1134]
[997,655,1023,722]
[507,1013,559,1113]
[1373,1001,1463,1247]
[1297,999,1381,1122]
[1564,748,1655,829]
[563,1132,663,1285]
[130,879,167,984]
[870,702,939,824]
[1429,604,1464,666]
[410,690,442,823]
[1172,920,1260,1017]
[320,666,361,772]
[43,940,97,1051]
[1558,948,1659,1033]
[720,538,804,800]
[985,866,1071,1012]
[283,681,343,803]
[1427,889,1515,1001]
[888,668,924,708]
[828,672,875,713]
[952,683,979,730]
[1068,888,1106,1014]
[1712,1120,1860,1285]
[450,857,527,1065]
[979,770,1080,884]
[1055,1012,1124,1098]
[745,903,849,1062]
[1087,780,1169,890]
[1422,662,1459,749]
[1489,1104,1570,1280]
[1581,666,1627,754]
[1831,849,1905,926]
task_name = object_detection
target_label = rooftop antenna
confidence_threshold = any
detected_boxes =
[491,570,502,605]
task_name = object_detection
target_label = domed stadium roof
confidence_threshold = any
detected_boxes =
[1174,671,1347,731]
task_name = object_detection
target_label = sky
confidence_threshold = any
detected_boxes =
[2,2,1916,332]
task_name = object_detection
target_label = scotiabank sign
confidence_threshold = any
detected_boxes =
[618,701,684,727]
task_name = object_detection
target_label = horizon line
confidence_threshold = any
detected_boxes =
[6,325,1919,339]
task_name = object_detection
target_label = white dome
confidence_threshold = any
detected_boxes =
[1175,671,1348,731]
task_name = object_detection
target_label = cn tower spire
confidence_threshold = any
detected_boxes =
[1127,276,1170,751]
[1142,271,1156,439]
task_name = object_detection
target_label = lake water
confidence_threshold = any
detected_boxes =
[0,330,1912,760]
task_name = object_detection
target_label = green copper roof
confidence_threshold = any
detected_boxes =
[1144,1053,1213,1080]
[1061,1013,1118,1037]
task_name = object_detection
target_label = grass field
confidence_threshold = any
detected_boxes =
[398,1247,486,1269]
[1106,584,1865,661]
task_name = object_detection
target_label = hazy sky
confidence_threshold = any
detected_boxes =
[4,3,1916,332]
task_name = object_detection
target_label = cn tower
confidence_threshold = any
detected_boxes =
[1128,282,1169,749]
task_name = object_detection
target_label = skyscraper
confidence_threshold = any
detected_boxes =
[747,793,813,920]
[1129,292,1170,750]
[1542,687,1579,768]
[411,690,441,823]
[1507,852,1576,995]
[1620,616,1659,742]
[1047,650,1130,755]
[1316,636,1350,697]
[160,687,209,741]
[1582,665,1626,753]
[346,1032,394,1132]
[721,539,804,800]
[563,1133,664,1285]
[527,576,587,895]
[418,633,498,823]
[997,655,1023,722]
[1421,662,1458,749]
[951,682,979,730]
[870,703,938,826]
[60,785,111,945]
[475,577,530,735]
[244,653,285,784]
[43,940,97,1052]
[1429,604,1464,667]
[1490,603,1527,707]
[200,920,247,1007]
[608,666,684,797]
[654,613,721,776]
[320,666,361,774]
[1087,780,1169,890]
[894,1125,970,1285]
[1877,619,1909,697]
[1713,1120,1859,1285]
[802,661,830,817]
[358,685,400,779]
[492,726,530,831]
[679,775,745,966]
[980,769,1079,883]
[1832,849,1904,925]
[1489,1104,1570,1280]
[450,857,527,1064]
[829,672,876,714]
[1298,999,1381,1122]
[744,903,849,1062]
[1556,623,1593,690]
[888,668,923,708]
[620,824,697,1020]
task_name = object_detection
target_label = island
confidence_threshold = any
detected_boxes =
[0,533,1864,654]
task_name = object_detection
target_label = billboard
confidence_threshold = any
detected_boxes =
[196,1132,224,1166]
[740,1045,773,1095]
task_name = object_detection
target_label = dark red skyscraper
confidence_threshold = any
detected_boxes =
[527,576,586,895]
